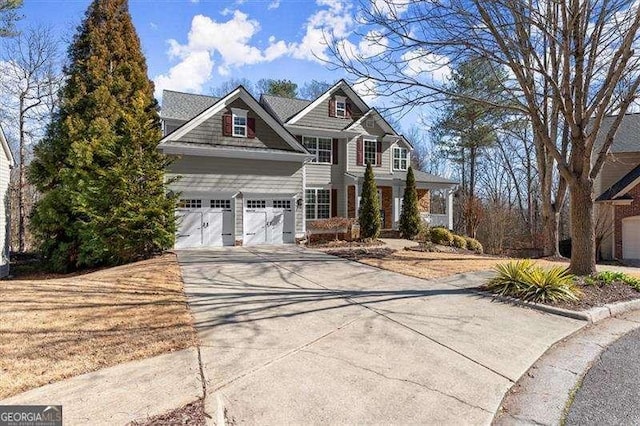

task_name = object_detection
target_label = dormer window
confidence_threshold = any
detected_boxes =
[335,96,346,118]
[232,108,248,137]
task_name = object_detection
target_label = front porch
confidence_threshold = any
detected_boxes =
[344,174,455,231]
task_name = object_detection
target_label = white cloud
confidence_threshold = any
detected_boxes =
[401,50,451,81]
[290,0,354,62]
[154,51,213,97]
[371,0,409,17]
[353,77,378,103]
[358,30,388,58]
[154,11,289,93]
[268,0,280,10]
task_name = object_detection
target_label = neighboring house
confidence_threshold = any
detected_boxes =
[0,125,14,276]
[595,113,640,261]
[158,80,457,248]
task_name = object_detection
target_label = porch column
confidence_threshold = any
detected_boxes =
[447,189,454,230]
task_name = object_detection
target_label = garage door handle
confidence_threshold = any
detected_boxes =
[246,232,256,236]
[222,233,232,236]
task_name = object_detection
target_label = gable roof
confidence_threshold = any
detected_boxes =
[287,79,370,125]
[0,124,14,167]
[594,113,640,154]
[596,163,640,202]
[159,86,307,154]
[260,95,311,123]
[161,90,219,121]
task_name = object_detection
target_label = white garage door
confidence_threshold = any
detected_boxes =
[622,216,640,259]
[244,198,295,246]
[175,198,234,249]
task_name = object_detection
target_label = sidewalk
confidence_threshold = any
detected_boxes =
[0,348,202,426]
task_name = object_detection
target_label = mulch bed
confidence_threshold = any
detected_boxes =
[324,247,395,260]
[129,399,206,426]
[308,239,385,249]
[551,280,640,311]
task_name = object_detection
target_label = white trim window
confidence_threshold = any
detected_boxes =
[393,147,409,171]
[305,188,330,220]
[364,139,377,166]
[303,136,332,164]
[335,96,346,118]
[232,108,247,137]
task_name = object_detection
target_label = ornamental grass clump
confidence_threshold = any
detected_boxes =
[430,227,453,245]
[487,260,582,303]
[452,234,467,249]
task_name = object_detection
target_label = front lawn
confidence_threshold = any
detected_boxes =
[0,254,198,399]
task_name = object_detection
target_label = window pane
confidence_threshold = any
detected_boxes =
[234,116,246,125]
[317,189,330,204]
[317,205,330,219]
[318,138,332,150]
[305,189,316,204]
[365,140,377,165]
[318,151,331,163]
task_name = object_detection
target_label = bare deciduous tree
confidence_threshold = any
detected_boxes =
[0,25,60,252]
[329,0,640,274]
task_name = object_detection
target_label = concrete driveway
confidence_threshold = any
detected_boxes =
[178,246,584,425]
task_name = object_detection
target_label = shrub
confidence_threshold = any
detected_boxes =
[417,226,431,243]
[452,234,467,249]
[486,260,582,303]
[429,227,453,245]
[465,237,483,254]
[308,217,353,241]
[486,259,534,297]
[399,166,422,239]
[585,271,640,289]
[358,162,381,239]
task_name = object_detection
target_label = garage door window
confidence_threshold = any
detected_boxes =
[179,199,202,208]
[306,189,330,220]
[211,199,231,209]
[247,200,266,209]
[273,200,291,209]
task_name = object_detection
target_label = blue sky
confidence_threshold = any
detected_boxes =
[20,0,362,99]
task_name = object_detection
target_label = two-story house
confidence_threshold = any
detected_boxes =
[595,113,640,261]
[158,80,457,248]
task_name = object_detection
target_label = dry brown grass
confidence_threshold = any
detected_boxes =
[359,250,571,281]
[0,254,198,399]
[358,249,640,281]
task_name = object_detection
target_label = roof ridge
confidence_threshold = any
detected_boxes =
[261,94,312,102]
[163,89,218,98]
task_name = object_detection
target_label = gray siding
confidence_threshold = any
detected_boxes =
[0,152,9,276]
[296,89,366,130]
[178,98,294,151]
[167,155,304,237]
[346,136,395,175]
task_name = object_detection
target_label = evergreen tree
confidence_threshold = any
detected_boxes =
[29,0,176,272]
[358,162,381,239]
[257,78,298,98]
[399,166,421,239]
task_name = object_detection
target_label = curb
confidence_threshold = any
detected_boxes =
[493,309,640,425]
[484,293,640,323]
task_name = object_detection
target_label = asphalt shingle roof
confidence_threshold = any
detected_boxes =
[161,90,219,121]
[595,113,640,153]
[596,163,640,201]
[260,94,312,123]
[345,170,457,185]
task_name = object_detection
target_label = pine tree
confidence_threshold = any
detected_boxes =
[29,0,176,272]
[399,166,422,239]
[358,162,381,239]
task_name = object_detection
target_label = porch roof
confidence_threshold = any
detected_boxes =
[344,170,457,187]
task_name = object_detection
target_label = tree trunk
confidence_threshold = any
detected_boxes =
[542,206,560,257]
[569,180,596,275]
[18,95,25,253]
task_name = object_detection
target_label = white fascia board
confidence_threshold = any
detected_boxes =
[0,124,15,167]
[285,124,360,138]
[287,80,370,125]
[159,143,314,162]
[613,176,640,200]
[158,87,307,153]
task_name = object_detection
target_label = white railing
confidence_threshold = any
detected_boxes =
[421,213,449,228]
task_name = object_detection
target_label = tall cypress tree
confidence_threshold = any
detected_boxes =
[358,162,381,239]
[29,0,175,272]
[399,166,421,239]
